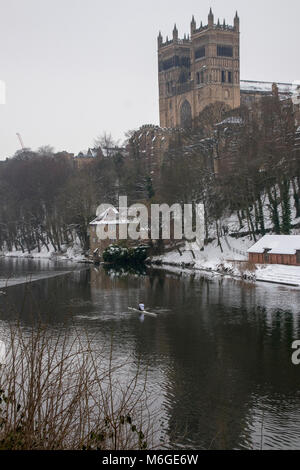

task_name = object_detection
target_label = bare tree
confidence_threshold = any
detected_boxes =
[94,132,119,158]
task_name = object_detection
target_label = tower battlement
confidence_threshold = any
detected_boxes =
[158,9,240,128]
[158,31,191,50]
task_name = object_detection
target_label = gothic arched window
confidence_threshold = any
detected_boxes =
[180,100,192,128]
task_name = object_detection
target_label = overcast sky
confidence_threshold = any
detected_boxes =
[0,0,299,158]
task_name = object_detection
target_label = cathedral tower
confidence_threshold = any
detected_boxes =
[157,9,240,128]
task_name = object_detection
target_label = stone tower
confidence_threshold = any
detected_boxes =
[157,9,240,128]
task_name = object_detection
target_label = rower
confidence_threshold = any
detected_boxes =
[138,303,145,323]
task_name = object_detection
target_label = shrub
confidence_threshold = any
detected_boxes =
[0,323,154,450]
[102,244,148,265]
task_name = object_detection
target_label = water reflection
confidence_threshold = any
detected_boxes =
[0,257,300,449]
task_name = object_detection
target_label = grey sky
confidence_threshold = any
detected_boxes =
[0,0,299,158]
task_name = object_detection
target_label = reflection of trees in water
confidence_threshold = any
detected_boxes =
[1,264,300,449]
[129,270,300,449]
[102,264,147,277]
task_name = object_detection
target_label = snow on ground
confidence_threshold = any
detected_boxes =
[152,236,253,277]
[223,191,300,236]
[151,235,300,288]
[0,240,87,263]
[255,264,300,287]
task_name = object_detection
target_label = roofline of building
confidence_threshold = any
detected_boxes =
[240,79,293,87]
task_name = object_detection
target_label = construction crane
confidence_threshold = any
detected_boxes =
[16,132,25,150]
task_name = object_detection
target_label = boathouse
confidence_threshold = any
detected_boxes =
[248,235,300,266]
[89,207,148,260]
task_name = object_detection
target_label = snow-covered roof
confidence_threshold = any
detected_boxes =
[98,207,118,219]
[90,219,133,225]
[75,147,98,159]
[90,207,118,225]
[89,207,140,226]
[215,116,243,126]
[248,235,300,255]
[240,80,294,95]
[87,148,98,158]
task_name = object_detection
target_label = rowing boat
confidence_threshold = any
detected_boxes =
[128,307,158,318]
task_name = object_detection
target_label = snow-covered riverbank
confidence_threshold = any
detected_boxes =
[0,242,89,263]
[151,236,254,277]
[150,237,300,288]
[3,234,300,288]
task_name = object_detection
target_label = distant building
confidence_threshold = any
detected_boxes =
[158,9,297,129]
[74,146,128,169]
[158,9,240,128]
[73,147,99,168]
[55,151,74,160]
[89,207,144,259]
[88,205,182,259]
[248,235,300,266]
[240,81,294,108]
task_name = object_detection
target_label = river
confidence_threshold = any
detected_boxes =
[0,256,300,450]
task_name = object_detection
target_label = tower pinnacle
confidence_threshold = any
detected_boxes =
[191,15,196,34]
[234,11,240,31]
[173,23,178,41]
[157,31,162,48]
[208,7,214,27]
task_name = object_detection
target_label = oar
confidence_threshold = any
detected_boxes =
[128,307,158,318]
